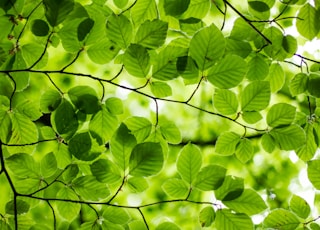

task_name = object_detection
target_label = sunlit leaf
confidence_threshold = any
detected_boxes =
[123,44,150,78]
[215,209,253,230]
[124,116,152,142]
[160,121,181,144]
[0,109,11,143]
[193,164,226,191]
[182,0,210,19]
[213,89,238,115]
[296,4,320,40]
[40,152,57,178]
[246,54,269,81]
[105,97,123,115]
[127,176,149,193]
[6,153,39,178]
[90,159,122,184]
[270,124,306,150]
[267,103,296,127]
[215,175,244,201]
[150,81,172,98]
[156,222,180,230]
[225,38,252,58]
[215,132,240,156]
[267,63,285,93]
[114,0,128,8]
[307,160,320,190]
[199,206,215,227]
[102,206,130,225]
[40,89,62,113]
[296,123,317,161]
[162,178,189,198]
[58,18,83,52]
[56,187,81,221]
[261,133,276,153]
[290,195,311,219]
[177,143,202,184]
[235,138,254,163]
[131,0,157,24]
[241,111,263,124]
[290,73,308,96]
[87,38,120,64]
[263,209,300,230]
[129,142,163,177]
[241,81,270,111]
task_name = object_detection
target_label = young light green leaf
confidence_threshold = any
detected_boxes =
[189,24,225,71]
[215,175,244,201]
[135,19,168,49]
[215,132,240,156]
[68,86,100,114]
[15,99,42,121]
[267,63,285,93]
[123,44,150,78]
[106,13,133,49]
[261,133,276,153]
[207,54,246,89]
[290,73,308,96]
[40,152,57,178]
[90,159,122,184]
[199,206,215,227]
[241,81,270,112]
[127,177,149,193]
[156,222,180,230]
[241,111,263,124]
[290,195,311,219]
[296,123,317,161]
[130,0,157,24]
[270,124,306,150]
[164,0,190,16]
[5,199,30,215]
[177,143,202,184]
[105,97,123,115]
[296,3,320,40]
[150,81,172,98]
[129,142,163,177]
[307,160,320,190]
[111,123,137,171]
[6,153,39,178]
[89,106,118,144]
[215,209,253,230]
[72,175,110,201]
[246,54,269,81]
[43,0,74,27]
[267,103,296,127]
[56,187,81,221]
[235,138,254,163]
[114,0,128,8]
[87,38,120,64]
[124,116,152,142]
[31,19,50,36]
[162,178,189,198]
[182,0,210,19]
[128,220,148,230]
[102,206,130,225]
[51,99,78,140]
[223,189,267,215]
[263,209,300,230]
[0,109,11,143]
[193,164,226,191]
[213,89,238,115]
[160,121,181,144]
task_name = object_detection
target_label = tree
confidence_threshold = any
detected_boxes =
[0,0,320,229]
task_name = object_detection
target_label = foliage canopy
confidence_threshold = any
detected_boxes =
[1,0,320,229]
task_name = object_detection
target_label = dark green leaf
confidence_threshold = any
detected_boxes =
[68,86,100,114]
[40,89,62,113]
[215,175,244,201]
[90,159,122,184]
[164,0,190,16]
[129,142,164,177]
[43,0,74,26]
[69,132,100,161]
[5,199,30,215]
[193,164,226,191]
[31,19,50,36]
[308,74,320,98]
[248,1,270,12]
[77,18,94,41]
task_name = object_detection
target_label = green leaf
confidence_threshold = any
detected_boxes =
[261,133,276,153]
[156,222,180,230]
[124,116,152,142]
[177,143,202,184]
[89,106,118,144]
[56,187,81,221]
[31,19,50,36]
[90,159,122,184]
[130,0,157,24]
[307,160,320,189]
[77,18,94,41]
[69,132,100,161]
[182,0,210,19]
[311,223,320,230]
[123,44,150,78]
[241,111,263,124]
[263,27,284,60]
[63,164,79,182]
[223,189,267,215]
[87,38,120,64]
[290,195,310,219]
[267,63,285,93]
[241,81,270,111]
[160,121,181,144]
[308,74,320,98]
[270,124,306,150]
[6,153,39,178]
[213,89,238,115]
[150,82,172,98]
[21,43,48,69]
[129,142,163,177]
[68,86,100,114]
[215,175,244,201]
[282,35,298,57]
[296,4,320,40]
[0,109,11,142]
[235,138,254,163]
[177,56,199,80]
[162,178,189,198]
[193,164,226,191]
[215,132,240,156]
[189,24,225,71]
[105,97,123,115]
[164,0,190,16]
[5,199,30,215]
[73,175,110,201]
[263,209,300,230]
[290,73,308,96]
[51,99,78,140]
[111,123,137,172]
[58,18,83,52]
[267,103,296,127]
[102,206,130,225]
[135,19,168,49]
[127,176,149,193]
[246,54,269,81]
[215,209,253,230]
[199,206,215,227]
[40,89,62,113]
[43,0,74,26]
[207,54,246,89]
[114,0,128,8]
[106,13,133,49]
[40,152,57,178]
[296,123,317,161]
[128,220,147,230]
[248,1,270,12]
